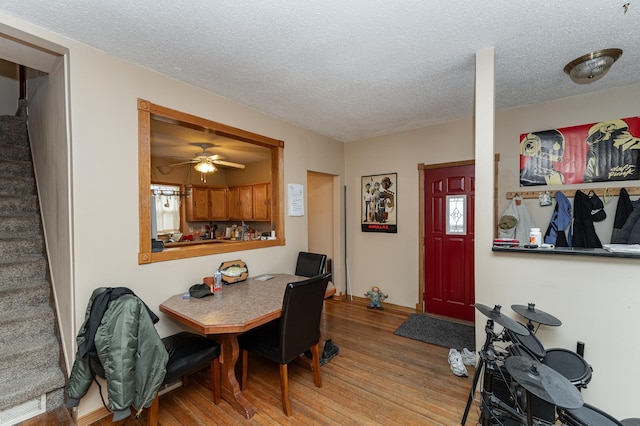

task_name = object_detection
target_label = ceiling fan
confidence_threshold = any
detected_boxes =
[168,142,246,170]
[163,143,245,182]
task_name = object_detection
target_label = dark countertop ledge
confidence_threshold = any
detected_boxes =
[492,246,640,259]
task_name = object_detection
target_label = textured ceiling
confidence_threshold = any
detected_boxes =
[1,1,639,142]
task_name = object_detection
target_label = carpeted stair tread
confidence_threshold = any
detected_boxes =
[0,305,56,348]
[0,364,66,411]
[0,235,44,258]
[0,144,31,162]
[0,257,47,286]
[0,115,28,146]
[0,214,41,235]
[0,336,61,380]
[0,175,35,196]
[0,159,33,178]
[0,280,51,312]
[0,195,38,214]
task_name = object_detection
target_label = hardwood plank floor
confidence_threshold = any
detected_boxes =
[20,299,481,425]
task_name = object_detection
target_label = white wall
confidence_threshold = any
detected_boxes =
[345,117,474,307]
[482,82,640,420]
[26,57,75,369]
[1,12,345,419]
[346,77,640,418]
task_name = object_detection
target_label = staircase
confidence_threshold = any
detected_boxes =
[0,108,67,424]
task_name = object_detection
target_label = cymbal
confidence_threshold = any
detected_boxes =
[474,304,529,335]
[511,303,562,327]
[505,356,583,409]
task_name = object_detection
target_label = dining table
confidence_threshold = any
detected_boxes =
[159,273,335,419]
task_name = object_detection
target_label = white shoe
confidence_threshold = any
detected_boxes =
[448,349,468,377]
[461,348,476,366]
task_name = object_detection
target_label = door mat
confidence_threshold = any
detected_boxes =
[394,314,475,351]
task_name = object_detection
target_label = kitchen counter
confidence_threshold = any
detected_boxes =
[164,238,269,248]
[164,239,236,248]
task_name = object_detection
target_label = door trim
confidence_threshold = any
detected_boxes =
[417,155,500,312]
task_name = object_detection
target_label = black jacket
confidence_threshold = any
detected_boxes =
[572,190,602,248]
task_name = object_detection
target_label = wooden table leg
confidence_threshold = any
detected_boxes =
[218,333,255,419]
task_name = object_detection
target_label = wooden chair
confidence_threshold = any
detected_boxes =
[294,251,327,277]
[239,273,332,416]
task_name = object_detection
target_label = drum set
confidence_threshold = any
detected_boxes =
[460,303,626,426]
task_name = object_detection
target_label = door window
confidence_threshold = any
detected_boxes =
[446,195,466,235]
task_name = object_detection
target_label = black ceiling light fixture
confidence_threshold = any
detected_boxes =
[564,48,623,84]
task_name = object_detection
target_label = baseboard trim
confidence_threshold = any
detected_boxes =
[78,381,182,426]
[78,407,109,426]
[336,295,418,315]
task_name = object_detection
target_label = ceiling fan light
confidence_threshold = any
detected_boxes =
[563,48,622,84]
[194,160,216,173]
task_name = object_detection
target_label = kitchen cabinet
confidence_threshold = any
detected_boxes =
[228,185,253,220]
[208,187,228,220]
[253,183,271,220]
[228,183,271,221]
[186,185,228,221]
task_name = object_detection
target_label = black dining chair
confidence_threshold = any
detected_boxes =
[151,332,221,422]
[239,272,332,416]
[91,331,221,426]
[77,289,221,426]
[294,251,327,277]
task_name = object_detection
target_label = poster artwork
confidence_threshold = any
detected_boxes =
[519,116,640,186]
[361,173,397,233]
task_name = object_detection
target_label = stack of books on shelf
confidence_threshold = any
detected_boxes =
[493,238,519,248]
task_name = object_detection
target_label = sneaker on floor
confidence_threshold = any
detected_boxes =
[461,348,476,366]
[320,339,340,365]
[448,348,468,377]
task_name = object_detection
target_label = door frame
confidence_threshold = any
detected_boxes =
[306,171,342,296]
[417,155,500,313]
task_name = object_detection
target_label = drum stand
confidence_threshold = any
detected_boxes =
[462,319,532,426]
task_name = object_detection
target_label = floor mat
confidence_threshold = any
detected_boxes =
[394,314,475,351]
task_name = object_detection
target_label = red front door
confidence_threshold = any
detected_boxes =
[424,164,475,321]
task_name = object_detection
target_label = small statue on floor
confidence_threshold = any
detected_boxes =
[364,286,388,310]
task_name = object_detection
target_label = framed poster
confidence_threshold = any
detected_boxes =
[361,173,397,233]
[520,116,640,186]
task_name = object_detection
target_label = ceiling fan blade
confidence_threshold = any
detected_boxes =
[213,159,245,169]
[166,160,196,167]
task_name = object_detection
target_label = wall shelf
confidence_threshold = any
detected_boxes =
[506,186,640,200]
[492,245,640,259]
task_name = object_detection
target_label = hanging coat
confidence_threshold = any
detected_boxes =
[611,188,634,242]
[572,190,602,248]
[66,288,168,422]
[498,195,537,246]
[544,191,571,247]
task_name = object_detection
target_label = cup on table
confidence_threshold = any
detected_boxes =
[203,276,214,291]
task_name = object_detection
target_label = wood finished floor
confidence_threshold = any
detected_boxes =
[20,299,480,425]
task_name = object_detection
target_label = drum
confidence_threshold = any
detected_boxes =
[504,325,546,360]
[558,403,624,426]
[542,348,592,389]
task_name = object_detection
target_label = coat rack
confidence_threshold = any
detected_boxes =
[506,186,640,200]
